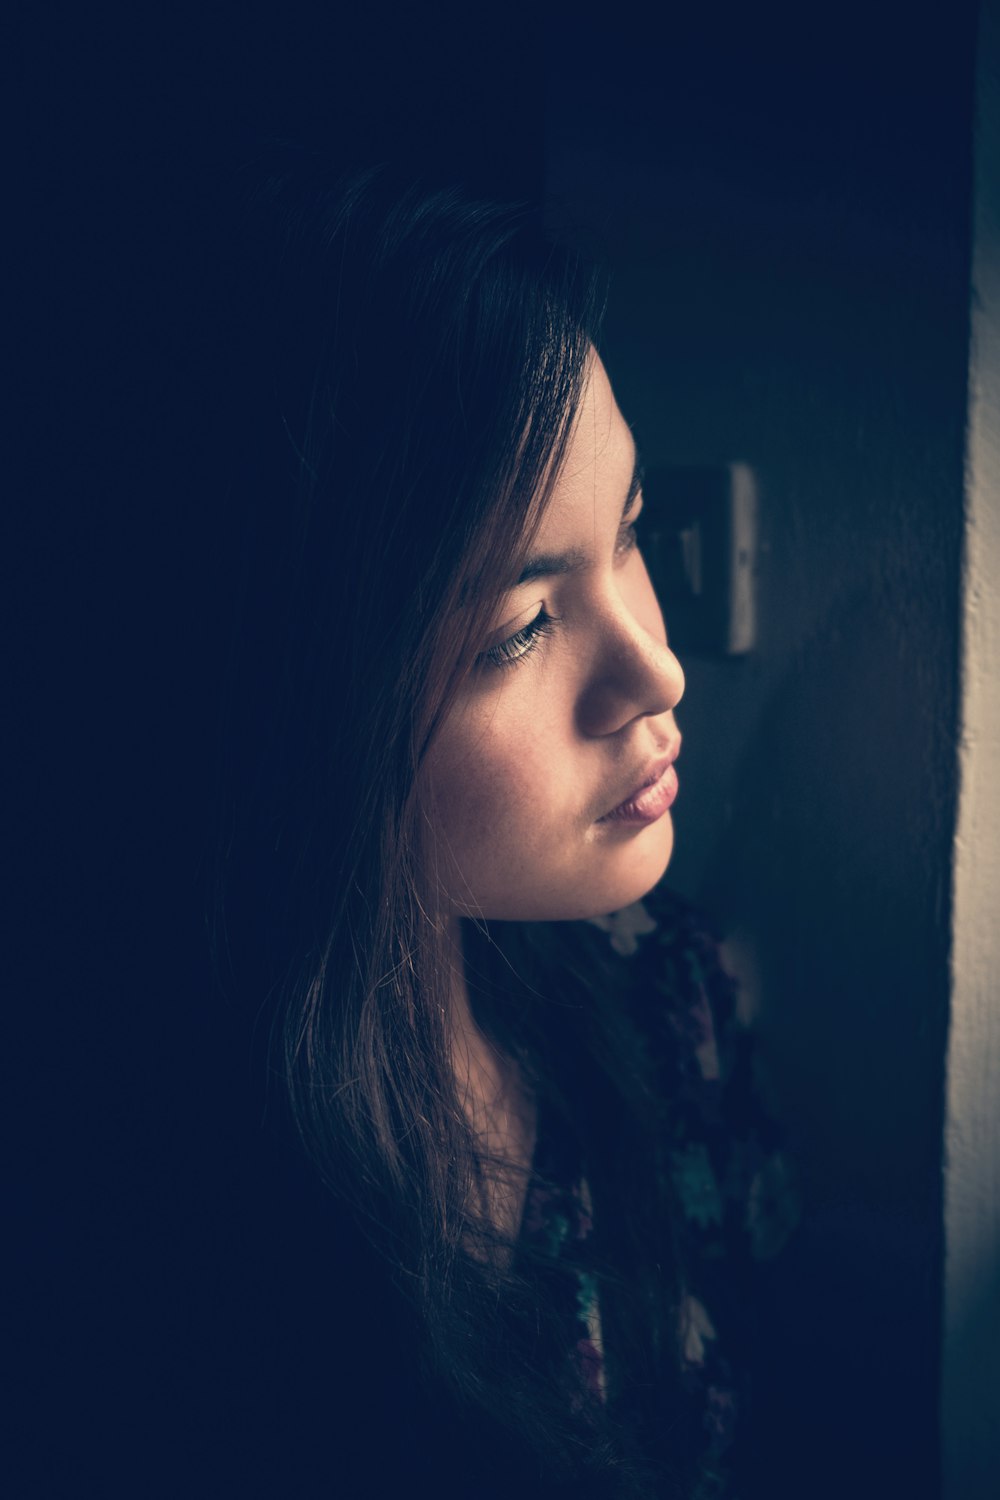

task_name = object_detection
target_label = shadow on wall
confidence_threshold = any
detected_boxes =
[702,581,953,1201]
[698,584,952,1495]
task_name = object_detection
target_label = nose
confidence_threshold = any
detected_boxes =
[576,593,685,739]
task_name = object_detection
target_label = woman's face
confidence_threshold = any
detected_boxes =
[420,351,685,922]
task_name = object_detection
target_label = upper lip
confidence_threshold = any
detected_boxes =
[600,735,682,818]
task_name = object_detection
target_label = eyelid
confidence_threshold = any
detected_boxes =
[616,497,644,557]
[624,487,645,522]
[481,601,544,653]
[477,606,557,669]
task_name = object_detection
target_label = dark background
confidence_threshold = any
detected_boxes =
[11,2,979,1495]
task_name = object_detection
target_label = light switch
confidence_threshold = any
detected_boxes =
[642,463,758,657]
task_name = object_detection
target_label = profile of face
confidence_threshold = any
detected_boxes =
[420,351,685,923]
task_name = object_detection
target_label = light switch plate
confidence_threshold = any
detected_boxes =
[642,463,758,657]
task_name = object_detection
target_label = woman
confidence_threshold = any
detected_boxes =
[213,157,785,1498]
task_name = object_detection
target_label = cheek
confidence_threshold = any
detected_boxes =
[421,691,571,867]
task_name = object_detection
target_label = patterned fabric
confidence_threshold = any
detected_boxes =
[521,1172,608,1408]
[521,883,801,1496]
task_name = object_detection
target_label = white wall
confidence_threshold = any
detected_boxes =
[942,1,1000,1493]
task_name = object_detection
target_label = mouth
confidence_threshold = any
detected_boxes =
[597,738,682,826]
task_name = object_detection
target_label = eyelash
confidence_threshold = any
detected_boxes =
[479,516,641,670]
[616,518,640,559]
[480,607,558,669]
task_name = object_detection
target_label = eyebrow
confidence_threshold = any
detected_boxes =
[513,442,645,588]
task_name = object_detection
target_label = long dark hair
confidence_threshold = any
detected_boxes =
[211,154,696,1495]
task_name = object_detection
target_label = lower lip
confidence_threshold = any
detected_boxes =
[598,763,679,826]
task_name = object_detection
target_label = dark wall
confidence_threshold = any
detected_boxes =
[545,3,977,1497]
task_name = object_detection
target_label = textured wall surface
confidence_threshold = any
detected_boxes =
[943,1,1000,1494]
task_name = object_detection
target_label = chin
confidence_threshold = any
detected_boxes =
[456,817,676,924]
[534,813,676,923]
[592,818,674,916]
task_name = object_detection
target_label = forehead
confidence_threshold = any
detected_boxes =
[534,353,634,538]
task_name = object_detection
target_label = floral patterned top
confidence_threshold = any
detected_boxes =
[520,883,800,1498]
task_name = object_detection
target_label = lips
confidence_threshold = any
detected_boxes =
[598,737,682,824]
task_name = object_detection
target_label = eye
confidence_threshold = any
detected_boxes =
[615,520,639,560]
[616,500,643,561]
[477,607,557,670]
